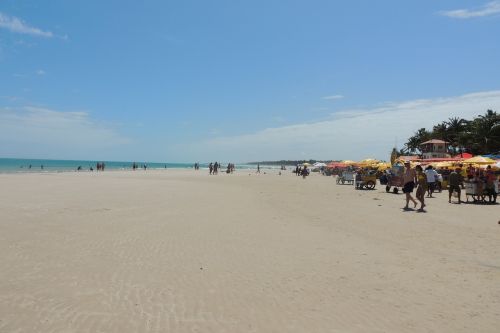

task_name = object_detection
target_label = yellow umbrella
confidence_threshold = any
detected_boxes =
[395,159,417,167]
[436,161,453,168]
[359,158,379,164]
[462,156,496,164]
[376,162,391,171]
[342,160,357,165]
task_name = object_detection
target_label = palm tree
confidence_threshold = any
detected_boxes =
[404,135,421,154]
[432,122,448,140]
[446,117,467,155]
[404,128,430,154]
[470,110,500,154]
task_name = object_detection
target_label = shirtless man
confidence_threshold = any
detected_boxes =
[403,161,418,209]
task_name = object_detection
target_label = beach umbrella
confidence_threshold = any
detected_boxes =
[453,152,473,159]
[359,158,379,165]
[462,156,496,165]
[376,162,391,171]
[327,162,347,168]
[342,160,357,165]
[436,161,453,168]
[313,162,327,167]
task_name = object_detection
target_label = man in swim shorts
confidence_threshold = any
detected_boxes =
[448,168,462,204]
[403,161,417,209]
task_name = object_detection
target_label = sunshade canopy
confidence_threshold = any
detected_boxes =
[462,156,496,164]
[327,162,347,168]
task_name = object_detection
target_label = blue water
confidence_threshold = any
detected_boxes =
[0,158,195,173]
[0,158,265,173]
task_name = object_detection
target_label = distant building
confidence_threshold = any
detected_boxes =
[420,139,450,159]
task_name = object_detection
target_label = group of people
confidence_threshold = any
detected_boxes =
[226,163,235,174]
[96,162,106,171]
[132,162,147,170]
[403,162,437,211]
[294,165,310,178]
[208,162,221,175]
[402,162,498,210]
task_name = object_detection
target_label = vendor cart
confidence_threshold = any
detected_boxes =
[336,170,355,185]
[355,171,377,190]
[465,181,485,202]
[382,163,405,194]
[465,180,498,203]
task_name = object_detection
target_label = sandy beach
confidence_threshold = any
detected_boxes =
[0,169,499,332]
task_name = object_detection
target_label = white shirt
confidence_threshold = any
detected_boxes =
[424,169,438,183]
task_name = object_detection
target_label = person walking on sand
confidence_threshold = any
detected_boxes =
[403,161,417,209]
[448,168,462,204]
[424,165,438,197]
[415,165,427,211]
[257,164,260,173]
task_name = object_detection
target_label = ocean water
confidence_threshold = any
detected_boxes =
[0,158,196,173]
[0,158,267,173]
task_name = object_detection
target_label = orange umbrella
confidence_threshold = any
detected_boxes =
[327,162,347,168]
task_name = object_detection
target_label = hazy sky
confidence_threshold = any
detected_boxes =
[1,1,500,162]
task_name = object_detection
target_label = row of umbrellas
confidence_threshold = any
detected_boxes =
[325,159,387,169]
[324,156,500,170]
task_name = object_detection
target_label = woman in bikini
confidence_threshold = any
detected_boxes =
[415,165,427,211]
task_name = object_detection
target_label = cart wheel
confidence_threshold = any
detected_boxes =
[341,180,345,184]
[393,187,399,194]
[366,181,375,189]
[386,186,390,193]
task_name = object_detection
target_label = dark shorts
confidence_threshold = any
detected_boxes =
[428,182,435,191]
[403,181,415,193]
[449,184,461,194]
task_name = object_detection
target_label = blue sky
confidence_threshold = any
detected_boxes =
[1,0,500,162]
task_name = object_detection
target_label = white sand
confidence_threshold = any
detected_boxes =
[0,169,499,332]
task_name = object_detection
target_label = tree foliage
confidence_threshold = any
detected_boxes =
[403,110,500,155]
